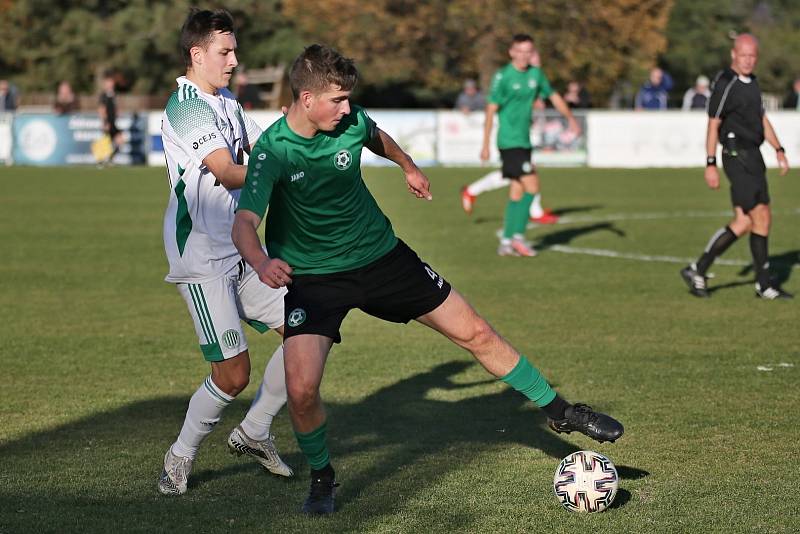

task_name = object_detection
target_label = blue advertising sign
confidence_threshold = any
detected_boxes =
[12,113,145,165]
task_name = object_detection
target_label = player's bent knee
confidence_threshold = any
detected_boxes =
[459,317,496,352]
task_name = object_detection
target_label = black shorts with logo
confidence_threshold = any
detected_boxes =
[283,239,451,343]
[722,147,769,213]
[499,148,534,179]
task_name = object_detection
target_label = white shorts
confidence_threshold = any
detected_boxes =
[177,260,286,362]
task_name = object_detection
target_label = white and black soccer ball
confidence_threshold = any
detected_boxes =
[553,450,618,513]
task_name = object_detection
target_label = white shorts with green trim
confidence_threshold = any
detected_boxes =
[176,260,286,362]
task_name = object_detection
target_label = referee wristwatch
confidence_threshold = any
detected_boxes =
[706,155,717,167]
[776,146,786,154]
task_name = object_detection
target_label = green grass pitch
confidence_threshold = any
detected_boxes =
[1,165,798,533]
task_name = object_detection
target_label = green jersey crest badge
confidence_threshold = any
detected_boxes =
[334,149,352,170]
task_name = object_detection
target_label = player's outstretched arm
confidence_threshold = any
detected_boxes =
[704,118,721,189]
[763,115,789,176]
[366,128,432,200]
[203,148,247,190]
[480,103,498,162]
[232,210,293,288]
[548,93,581,136]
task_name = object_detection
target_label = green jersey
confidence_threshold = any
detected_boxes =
[237,106,397,275]
[488,63,553,150]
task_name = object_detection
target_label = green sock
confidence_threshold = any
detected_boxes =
[295,422,330,470]
[515,193,535,234]
[503,199,520,239]
[500,355,557,407]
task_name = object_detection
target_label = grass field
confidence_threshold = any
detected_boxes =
[1,165,798,533]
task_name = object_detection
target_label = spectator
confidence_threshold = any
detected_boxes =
[635,67,673,110]
[54,80,78,115]
[783,77,800,110]
[0,79,19,111]
[235,71,262,110]
[681,75,711,111]
[98,71,123,163]
[563,80,591,109]
[454,79,486,112]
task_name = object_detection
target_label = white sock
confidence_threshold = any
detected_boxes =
[239,344,287,441]
[530,194,543,218]
[172,376,234,460]
[467,170,508,196]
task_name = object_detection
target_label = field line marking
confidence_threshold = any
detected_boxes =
[549,245,760,267]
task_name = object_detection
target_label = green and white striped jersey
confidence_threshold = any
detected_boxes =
[161,76,262,283]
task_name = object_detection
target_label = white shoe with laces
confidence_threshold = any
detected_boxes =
[227,425,294,477]
[158,446,192,495]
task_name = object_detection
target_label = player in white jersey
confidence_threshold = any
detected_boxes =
[158,8,292,496]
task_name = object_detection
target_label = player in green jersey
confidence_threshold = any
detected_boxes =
[233,44,623,515]
[480,34,580,256]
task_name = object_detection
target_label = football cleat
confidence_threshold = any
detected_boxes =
[755,283,793,300]
[497,242,520,257]
[548,403,624,443]
[301,474,339,515]
[529,212,559,224]
[227,425,294,477]
[461,187,476,215]
[511,238,537,257]
[158,446,193,495]
[680,263,709,298]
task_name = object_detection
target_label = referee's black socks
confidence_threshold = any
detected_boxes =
[750,233,771,289]
[697,226,738,275]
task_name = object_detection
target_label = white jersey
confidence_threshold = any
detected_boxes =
[162,76,262,283]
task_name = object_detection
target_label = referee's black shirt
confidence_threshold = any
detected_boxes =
[707,67,764,147]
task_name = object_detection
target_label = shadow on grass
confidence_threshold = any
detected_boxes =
[0,361,632,531]
[473,204,604,225]
[737,249,799,287]
[536,222,626,249]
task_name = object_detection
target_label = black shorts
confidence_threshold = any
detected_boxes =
[283,239,451,343]
[722,147,769,213]
[499,148,534,179]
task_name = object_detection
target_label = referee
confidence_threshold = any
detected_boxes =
[681,34,792,299]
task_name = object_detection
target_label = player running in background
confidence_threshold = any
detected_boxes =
[158,8,292,496]
[463,48,557,223]
[475,36,581,254]
[681,34,792,299]
[232,44,624,515]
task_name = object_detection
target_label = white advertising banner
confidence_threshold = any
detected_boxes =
[437,110,587,166]
[587,111,708,168]
[361,110,437,167]
[0,113,12,164]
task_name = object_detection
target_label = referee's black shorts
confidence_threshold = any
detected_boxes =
[722,147,769,213]
[499,148,535,179]
[283,239,451,343]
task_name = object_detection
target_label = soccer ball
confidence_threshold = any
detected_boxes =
[553,450,618,513]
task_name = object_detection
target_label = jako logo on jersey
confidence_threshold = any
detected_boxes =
[192,132,217,150]
[287,308,307,327]
[291,171,305,182]
[334,149,352,170]
[221,329,240,349]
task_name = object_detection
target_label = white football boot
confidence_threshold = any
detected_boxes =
[227,425,294,477]
[158,446,193,495]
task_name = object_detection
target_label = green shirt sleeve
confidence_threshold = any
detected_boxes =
[488,70,505,105]
[357,107,378,143]
[237,138,281,219]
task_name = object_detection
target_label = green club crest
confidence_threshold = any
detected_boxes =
[287,308,307,327]
[334,149,352,170]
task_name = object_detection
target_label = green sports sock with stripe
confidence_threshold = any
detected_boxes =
[295,422,331,470]
[515,193,535,234]
[502,199,521,240]
[500,355,557,407]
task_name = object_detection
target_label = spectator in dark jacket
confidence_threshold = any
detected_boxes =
[635,68,673,110]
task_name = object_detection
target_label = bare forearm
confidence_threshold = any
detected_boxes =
[706,119,720,157]
[549,93,574,121]
[232,213,268,269]
[369,129,415,173]
[482,106,496,149]
[763,116,781,149]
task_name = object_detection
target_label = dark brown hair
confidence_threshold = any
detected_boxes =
[180,9,235,68]
[289,44,358,99]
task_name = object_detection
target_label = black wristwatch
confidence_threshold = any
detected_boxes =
[706,156,717,167]
[776,146,785,154]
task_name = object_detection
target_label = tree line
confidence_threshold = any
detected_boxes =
[0,0,797,107]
